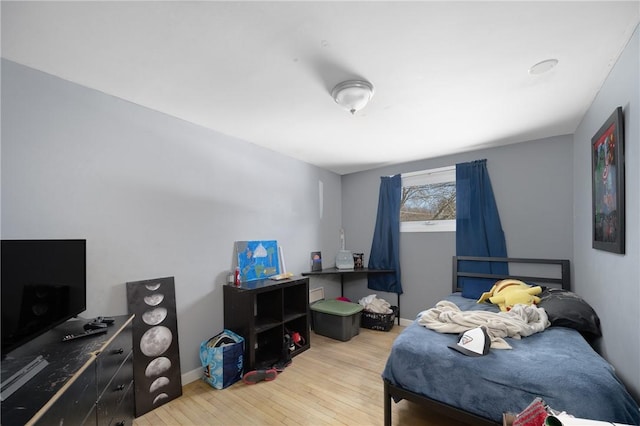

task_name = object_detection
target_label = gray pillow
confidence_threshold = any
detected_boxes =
[538,288,602,338]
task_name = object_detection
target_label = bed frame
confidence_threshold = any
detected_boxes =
[383,256,571,426]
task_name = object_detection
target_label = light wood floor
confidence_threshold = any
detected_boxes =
[133,326,468,426]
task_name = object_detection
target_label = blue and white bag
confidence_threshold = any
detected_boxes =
[200,329,244,389]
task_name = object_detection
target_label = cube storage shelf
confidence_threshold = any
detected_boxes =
[224,276,310,372]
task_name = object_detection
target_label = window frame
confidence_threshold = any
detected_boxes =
[400,165,456,233]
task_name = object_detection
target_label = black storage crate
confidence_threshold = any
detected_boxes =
[360,306,398,331]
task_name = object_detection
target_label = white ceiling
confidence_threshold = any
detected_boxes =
[2,1,639,175]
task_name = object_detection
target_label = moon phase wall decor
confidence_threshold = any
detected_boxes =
[126,276,182,417]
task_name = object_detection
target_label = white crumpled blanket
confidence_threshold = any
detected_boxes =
[417,300,550,349]
[359,294,392,314]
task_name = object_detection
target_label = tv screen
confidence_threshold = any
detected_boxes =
[1,239,86,357]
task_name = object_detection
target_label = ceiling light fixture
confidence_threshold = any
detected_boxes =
[528,58,559,75]
[331,80,374,115]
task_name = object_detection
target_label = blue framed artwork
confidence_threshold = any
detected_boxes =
[235,240,280,282]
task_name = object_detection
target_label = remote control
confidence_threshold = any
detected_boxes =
[84,321,108,331]
[62,328,108,342]
[94,316,115,325]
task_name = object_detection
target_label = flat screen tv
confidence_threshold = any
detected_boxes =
[1,239,86,357]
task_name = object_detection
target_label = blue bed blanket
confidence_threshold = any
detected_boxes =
[382,294,640,424]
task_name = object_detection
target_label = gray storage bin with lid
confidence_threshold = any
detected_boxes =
[310,299,364,341]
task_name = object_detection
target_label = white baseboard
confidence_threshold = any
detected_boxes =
[398,317,413,327]
[182,367,203,385]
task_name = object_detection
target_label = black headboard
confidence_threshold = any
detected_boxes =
[452,256,571,293]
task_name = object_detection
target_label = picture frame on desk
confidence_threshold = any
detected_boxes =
[311,251,322,271]
[353,253,364,269]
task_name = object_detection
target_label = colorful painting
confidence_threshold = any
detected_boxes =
[235,240,280,282]
[591,107,625,254]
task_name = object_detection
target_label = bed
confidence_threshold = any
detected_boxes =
[382,256,640,426]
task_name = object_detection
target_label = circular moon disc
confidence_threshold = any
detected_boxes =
[142,307,167,326]
[144,293,165,306]
[139,326,172,357]
[145,357,172,378]
[149,376,170,393]
[153,393,169,405]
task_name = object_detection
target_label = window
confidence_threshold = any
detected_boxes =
[400,166,456,232]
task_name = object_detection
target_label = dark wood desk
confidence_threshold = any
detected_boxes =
[302,268,400,324]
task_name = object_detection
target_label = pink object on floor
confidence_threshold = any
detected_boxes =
[242,368,278,385]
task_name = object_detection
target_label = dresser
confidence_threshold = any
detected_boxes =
[1,315,134,426]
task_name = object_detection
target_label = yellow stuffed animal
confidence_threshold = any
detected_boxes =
[477,279,542,312]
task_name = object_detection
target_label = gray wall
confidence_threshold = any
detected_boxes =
[341,136,573,319]
[1,59,343,379]
[572,25,639,401]
[2,23,638,402]
[340,24,639,402]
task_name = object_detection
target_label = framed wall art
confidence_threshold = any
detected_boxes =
[591,106,625,254]
[126,276,182,417]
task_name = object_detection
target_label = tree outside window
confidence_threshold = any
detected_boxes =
[400,166,456,232]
